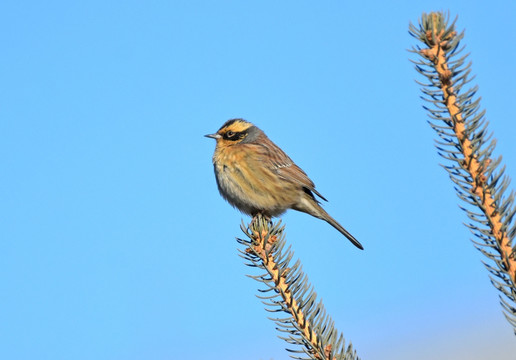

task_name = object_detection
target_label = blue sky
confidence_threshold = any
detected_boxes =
[2,1,516,359]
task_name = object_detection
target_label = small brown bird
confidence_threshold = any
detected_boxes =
[205,119,363,250]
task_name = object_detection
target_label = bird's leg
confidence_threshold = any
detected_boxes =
[251,212,272,228]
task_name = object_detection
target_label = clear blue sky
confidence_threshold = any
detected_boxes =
[2,1,516,359]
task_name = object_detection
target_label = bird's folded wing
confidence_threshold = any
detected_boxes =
[251,141,328,202]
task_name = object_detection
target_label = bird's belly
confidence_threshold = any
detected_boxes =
[214,162,294,216]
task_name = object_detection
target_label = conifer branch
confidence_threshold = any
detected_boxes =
[410,11,516,333]
[238,215,359,360]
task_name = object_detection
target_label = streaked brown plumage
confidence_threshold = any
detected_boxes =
[205,118,363,250]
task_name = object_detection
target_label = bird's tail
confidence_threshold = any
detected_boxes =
[324,214,364,250]
[294,196,363,250]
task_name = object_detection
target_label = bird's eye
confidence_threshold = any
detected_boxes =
[226,130,234,137]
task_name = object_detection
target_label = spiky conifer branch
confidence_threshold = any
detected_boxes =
[409,11,516,333]
[238,215,359,360]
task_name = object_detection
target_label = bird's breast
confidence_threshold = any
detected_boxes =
[212,145,299,216]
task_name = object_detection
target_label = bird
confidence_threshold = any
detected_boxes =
[205,118,363,250]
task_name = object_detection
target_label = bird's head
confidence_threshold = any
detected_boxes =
[205,118,261,146]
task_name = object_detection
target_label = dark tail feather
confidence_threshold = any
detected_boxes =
[325,215,364,250]
[295,198,363,250]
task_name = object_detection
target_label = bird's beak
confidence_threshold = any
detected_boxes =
[204,133,221,139]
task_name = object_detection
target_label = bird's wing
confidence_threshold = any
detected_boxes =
[251,140,328,202]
